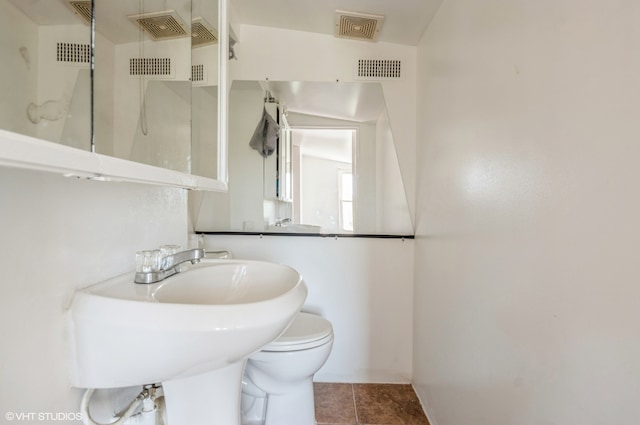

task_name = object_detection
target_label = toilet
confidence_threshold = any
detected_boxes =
[241,312,334,425]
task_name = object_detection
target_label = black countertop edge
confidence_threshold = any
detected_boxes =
[199,231,415,239]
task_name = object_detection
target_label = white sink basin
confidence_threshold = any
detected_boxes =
[68,259,308,389]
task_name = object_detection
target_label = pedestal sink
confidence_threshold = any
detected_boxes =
[67,259,308,424]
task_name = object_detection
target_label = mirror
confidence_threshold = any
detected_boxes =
[1,0,92,150]
[193,80,413,235]
[93,0,193,172]
[1,0,226,188]
[191,0,220,179]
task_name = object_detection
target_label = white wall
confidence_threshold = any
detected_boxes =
[191,85,219,179]
[36,25,91,148]
[413,1,640,424]
[300,155,348,231]
[0,2,92,148]
[375,110,413,235]
[0,1,38,137]
[227,83,269,230]
[110,39,192,168]
[204,234,414,383]
[0,166,188,421]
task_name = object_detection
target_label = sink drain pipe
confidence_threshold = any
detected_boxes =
[80,385,163,425]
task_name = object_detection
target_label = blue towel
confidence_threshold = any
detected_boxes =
[249,106,279,158]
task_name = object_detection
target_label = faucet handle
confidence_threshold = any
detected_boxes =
[135,250,163,273]
[160,245,181,256]
[159,245,182,270]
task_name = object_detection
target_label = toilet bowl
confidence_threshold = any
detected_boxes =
[241,312,334,425]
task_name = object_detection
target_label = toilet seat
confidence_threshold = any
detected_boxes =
[262,313,333,352]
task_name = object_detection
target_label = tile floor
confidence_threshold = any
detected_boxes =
[314,383,430,425]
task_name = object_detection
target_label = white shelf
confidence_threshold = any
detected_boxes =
[0,129,227,191]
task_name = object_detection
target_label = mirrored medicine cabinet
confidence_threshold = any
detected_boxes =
[0,0,228,189]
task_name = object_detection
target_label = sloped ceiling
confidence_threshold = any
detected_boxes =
[231,0,443,46]
[10,0,442,46]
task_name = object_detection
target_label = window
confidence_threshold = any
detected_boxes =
[339,170,353,232]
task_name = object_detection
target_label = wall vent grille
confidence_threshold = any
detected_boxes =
[129,58,172,76]
[356,59,402,79]
[192,64,204,82]
[57,42,91,64]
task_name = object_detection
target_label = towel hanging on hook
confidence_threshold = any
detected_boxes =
[249,104,279,158]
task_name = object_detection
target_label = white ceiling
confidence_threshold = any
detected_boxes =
[266,81,386,123]
[8,0,198,45]
[8,0,80,26]
[293,128,354,163]
[231,0,443,46]
[232,80,386,125]
[10,0,441,46]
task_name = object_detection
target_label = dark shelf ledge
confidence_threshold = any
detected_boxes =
[199,231,414,239]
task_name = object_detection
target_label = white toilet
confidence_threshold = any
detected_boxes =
[241,312,334,425]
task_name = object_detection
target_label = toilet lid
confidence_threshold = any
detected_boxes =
[263,313,333,351]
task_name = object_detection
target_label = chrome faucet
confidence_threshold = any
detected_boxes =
[274,217,291,227]
[134,248,205,284]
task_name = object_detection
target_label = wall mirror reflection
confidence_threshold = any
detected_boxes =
[2,0,223,185]
[93,0,193,172]
[191,0,220,179]
[193,80,414,236]
[1,0,92,150]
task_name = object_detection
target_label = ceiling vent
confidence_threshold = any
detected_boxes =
[192,17,218,48]
[66,1,92,25]
[128,10,189,41]
[335,10,384,42]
